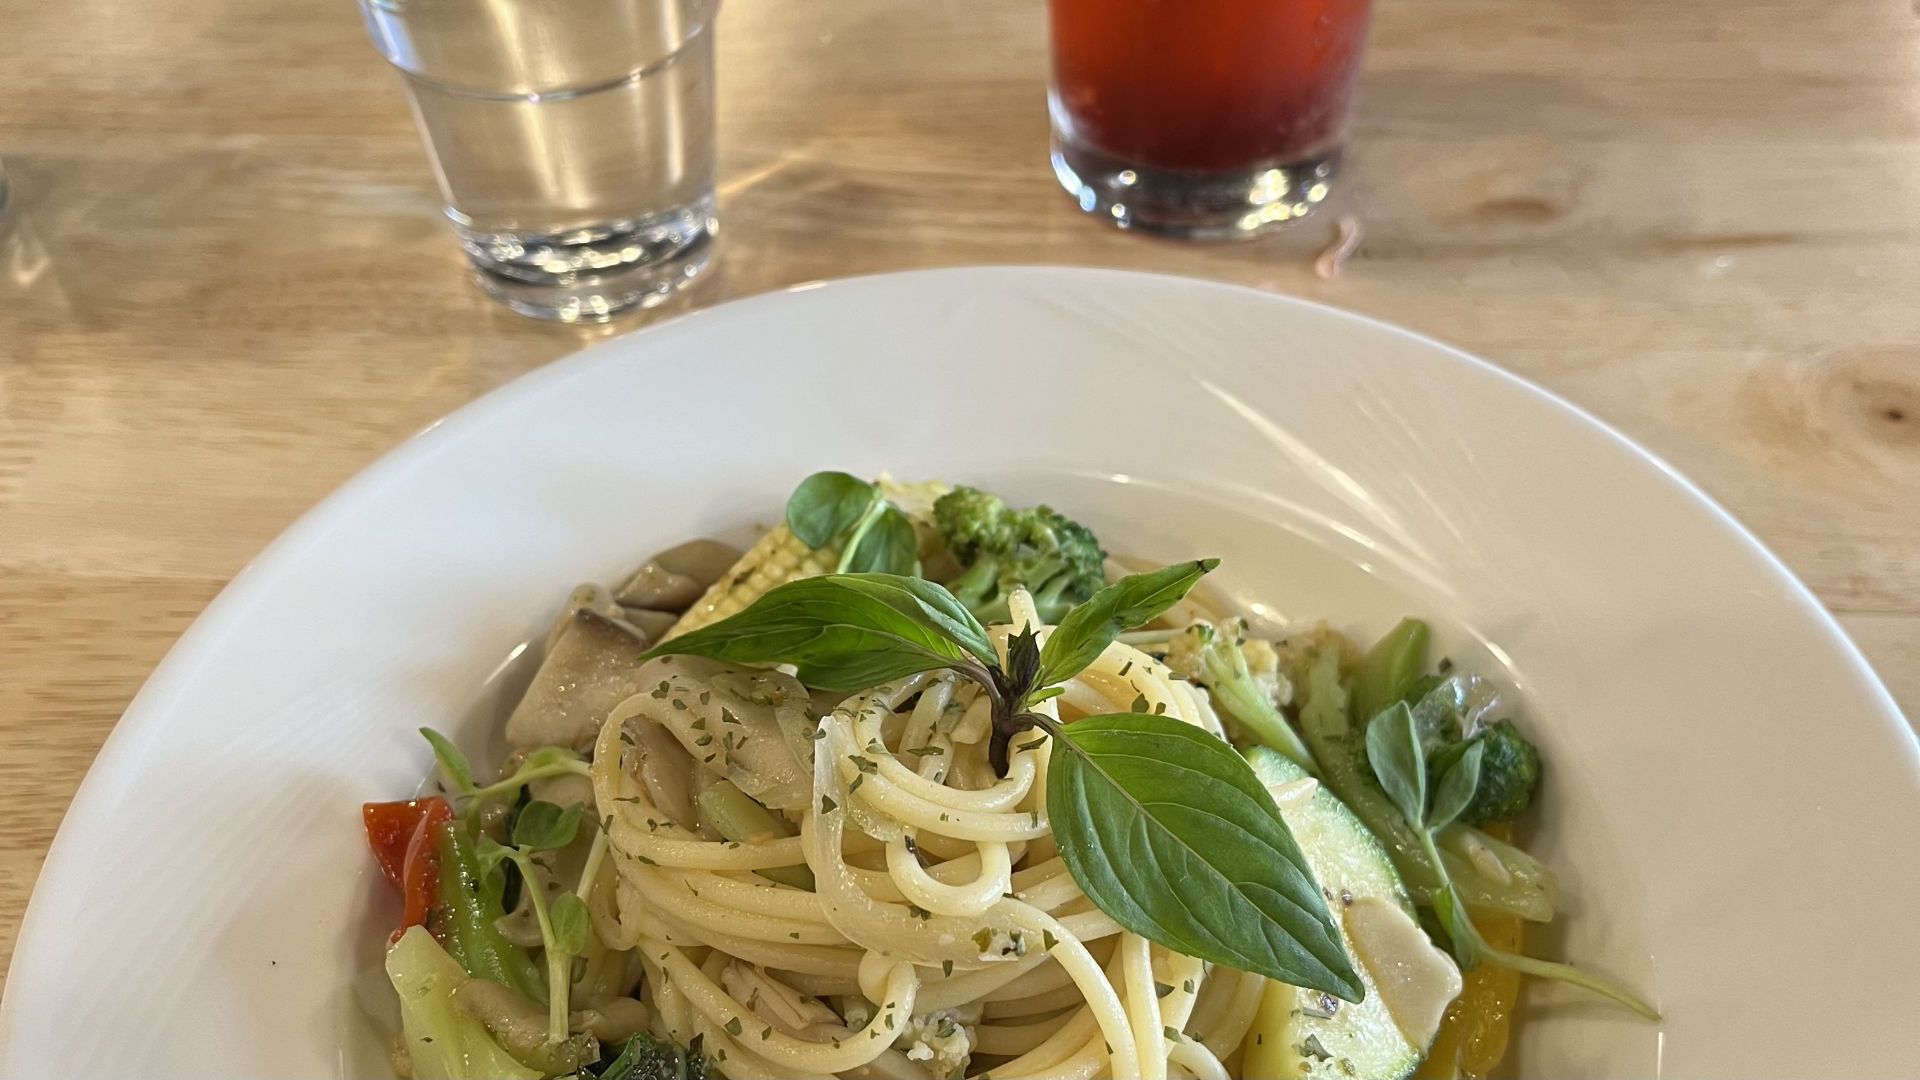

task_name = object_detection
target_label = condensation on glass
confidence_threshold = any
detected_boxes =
[362,0,718,321]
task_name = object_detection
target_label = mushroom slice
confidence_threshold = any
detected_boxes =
[629,655,814,813]
[616,539,745,614]
[506,606,648,752]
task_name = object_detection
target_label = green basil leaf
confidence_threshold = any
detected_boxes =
[419,727,476,795]
[838,574,998,667]
[1428,739,1484,832]
[1048,713,1362,1000]
[549,892,590,956]
[1365,702,1427,829]
[512,800,585,851]
[644,573,997,689]
[786,471,879,549]
[842,506,919,576]
[1037,560,1218,689]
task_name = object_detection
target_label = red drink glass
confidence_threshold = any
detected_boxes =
[1048,0,1373,238]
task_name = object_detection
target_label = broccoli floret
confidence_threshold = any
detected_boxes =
[931,485,1106,625]
[1166,620,1315,771]
[1446,718,1542,825]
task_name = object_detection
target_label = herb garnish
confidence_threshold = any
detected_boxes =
[644,562,1363,1000]
[786,471,919,576]
[1365,702,1660,1017]
[420,727,588,808]
[473,801,594,1044]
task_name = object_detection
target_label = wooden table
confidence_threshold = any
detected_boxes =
[2,0,1916,982]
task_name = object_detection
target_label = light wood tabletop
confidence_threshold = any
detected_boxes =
[2,0,1916,984]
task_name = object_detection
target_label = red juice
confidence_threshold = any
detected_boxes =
[1050,0,1372,175]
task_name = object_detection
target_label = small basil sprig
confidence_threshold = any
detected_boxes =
[787,471,919,576]
[644,559,1363,1000]
[647,561,1214,763]
[476,801,592,1044]
[1366,704,1660,1018]
[421,727,588,810]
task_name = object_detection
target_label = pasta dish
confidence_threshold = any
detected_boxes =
[359,474,1654,1080]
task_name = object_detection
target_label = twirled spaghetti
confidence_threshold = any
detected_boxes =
[587,591,1228,1080]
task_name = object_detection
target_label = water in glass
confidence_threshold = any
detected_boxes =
[362,0,718,321]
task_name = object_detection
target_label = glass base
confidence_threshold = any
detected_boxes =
[1050,135,1339,240]
[453,197,716,323]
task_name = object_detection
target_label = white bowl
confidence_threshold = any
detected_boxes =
[3,268,1915,1078]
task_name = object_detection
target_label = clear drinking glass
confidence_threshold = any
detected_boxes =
[1048,0,1372,239]
[361,0,719,321]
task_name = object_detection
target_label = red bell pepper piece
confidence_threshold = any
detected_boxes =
[362,796,452,942]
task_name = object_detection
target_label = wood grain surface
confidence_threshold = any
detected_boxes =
[1,0,1916,984]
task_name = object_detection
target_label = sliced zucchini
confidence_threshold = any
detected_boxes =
[1242,747,1423,1080]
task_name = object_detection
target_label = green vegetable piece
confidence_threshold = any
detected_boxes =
[1035,560,1219,692]
[643,573,997,690]
[385,926,541,1080]
[1351,618,1430,730]
[1164,622,1317,772]
[511,800,585,851]
[932,485,1108,625]
[1046,712,1362,1002]
[696,779,815,890]
[593,1031,712,1080]
[436,820,545,1002]
[1437,719,1542,825]
[786,471,879,548]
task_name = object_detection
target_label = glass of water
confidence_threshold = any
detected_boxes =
[361,0,718,322]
